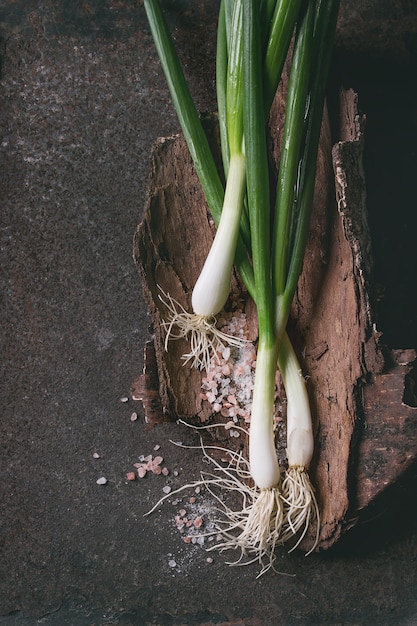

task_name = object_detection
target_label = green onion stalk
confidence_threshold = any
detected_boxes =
[144,0,252,372]
[143,0,339,572]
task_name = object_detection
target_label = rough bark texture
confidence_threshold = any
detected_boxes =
[133,87,417,550]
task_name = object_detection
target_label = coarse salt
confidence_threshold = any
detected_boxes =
[137,467,147,478]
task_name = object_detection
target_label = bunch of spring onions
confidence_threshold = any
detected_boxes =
[144,0,339,572]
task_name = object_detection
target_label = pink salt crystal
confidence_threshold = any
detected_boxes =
[221,364,231,376]
[126,472,136,481]
[224,420,234,430]
[227,394,237,404]
[193,516,203,529]
[152,465,162,475]
[221,407,231,417]
[162,467,169,476]
[206,392,216,404]
[92,452,100,459]
[130,412,138,421]
[137,466,147,478]
[188,497,196,504]
[153,456,163,466]
[183,536,191,544]
[213,402,222,413]
[144,454,153,462]
[179,509,186,517]
[222,347,231,360]
[153,444,161,451]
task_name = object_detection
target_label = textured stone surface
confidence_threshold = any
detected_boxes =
[1,1,417,624]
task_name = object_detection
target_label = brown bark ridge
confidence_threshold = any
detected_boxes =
[132,88,417,550]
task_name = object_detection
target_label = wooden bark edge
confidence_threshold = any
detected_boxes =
[132,88,417,550]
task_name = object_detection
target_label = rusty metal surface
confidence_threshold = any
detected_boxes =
[1,1,417,624]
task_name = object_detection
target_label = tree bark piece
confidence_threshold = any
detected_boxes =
[132,87,417,550]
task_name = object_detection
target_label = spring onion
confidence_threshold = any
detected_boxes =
[143,0,339,572]
[144,0,252,370]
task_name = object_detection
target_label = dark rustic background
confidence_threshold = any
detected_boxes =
[1,1,417,624]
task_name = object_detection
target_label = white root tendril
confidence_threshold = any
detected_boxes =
[145,436,319,576]
[157,286,246,371]
[145,431,293,577]
[281,465,320,554]
[212,485,285,577]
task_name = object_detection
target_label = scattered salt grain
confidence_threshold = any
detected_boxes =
[120,396,129,403]
[168,559,177,568]
[130,412,138,421]
[137,467,147,478]
[222,347,231,360]
[92,452,100,459]
[153,444,161,451]
[162,485,172,494]
[206,391,216,404]
[162,467,169,476]
[206,557,214,564]
[96,477,108,485]
[126,472,136,481]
